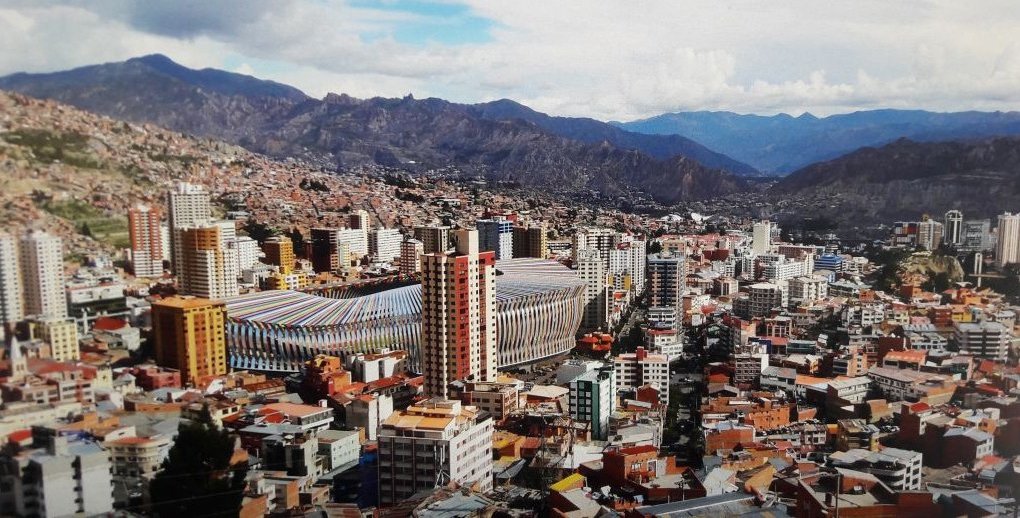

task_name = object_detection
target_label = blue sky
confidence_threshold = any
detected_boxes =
[348,0,495,45]
[3,1,1020,120]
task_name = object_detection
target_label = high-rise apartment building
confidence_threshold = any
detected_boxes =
[152,296,228,385]
[262,235,296,274]
[226,236,262,273]
[167,182,211,273]
[752,221,773,256]
[420,229,496,398]
[338,227,368,259]
[568,366,615,440]
[399,238,424,274]
[944,210,964,246]
[647,252,686,310]
[176,225,239,299]
[576,248,607,332]
[20,231,66,319]
[916,218,944,251]
[477,218,513,260]
[349,209,370,230]
[609,238,647,296]
[572,227,617,265]
[996,212,1020,267]
[512,223,548,259]
[128,204,163,277]
[369,228,403,262]
[310,228,343,274]
[414,225,451,254]
[0,233,23,325]
[377,399,493,505]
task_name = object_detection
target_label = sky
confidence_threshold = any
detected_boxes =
[2,0,1020,121]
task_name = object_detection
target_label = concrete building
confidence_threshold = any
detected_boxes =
[917,218,944,251]
[399,238,424,274]
[647,253,686,310]
[152,296,228,385]
[996,212,1020,267]
[349,209,370,230]
[369,228,403,262]
[128,204,164,278]
[576,248,608,332]
[752,221,772,256]
[0,233,23,325]
[167,182,212,274]
[227,236,262,273]
[959,219,991,252]
[512,223,547,259]
[572,227,617,265]
[477,218,513,261]
[338,227,369,259]
[569,366,615,440]
[944,210,963,246]
[310,228,344,274]
[788,274,828,304]
[420,229,496,398]
[828,447,923,490]
[20,231,66,319]
[377,399,493,505]
[0,436,115,517]
[262,236,296,274]
[954,321,1010,360]
[613,347,669,406]
[36,317,79,362]
[177,225,238,299]
[414,225,451,255]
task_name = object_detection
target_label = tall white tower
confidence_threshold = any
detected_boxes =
[996,212,1020,267]
[944,210,964,246]
[0,234,23,325]
[752,221,773,256]
[167,182,211,274]
[20,230,66,319]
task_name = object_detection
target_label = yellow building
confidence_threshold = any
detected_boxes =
[262,236,296,274]
[37,318,79,362]
[266,271,310,291]
[151,296,228,385]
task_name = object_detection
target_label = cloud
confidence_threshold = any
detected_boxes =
[3,1,1020,120]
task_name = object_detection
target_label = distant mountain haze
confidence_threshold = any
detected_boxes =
[770,137,1020,226]
[0,54,748,203]
[616,109,1020,174]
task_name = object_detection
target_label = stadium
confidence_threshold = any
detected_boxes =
[225,258,585,372]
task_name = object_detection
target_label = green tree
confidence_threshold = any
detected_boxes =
[243,219,278,243]
[149,406,248,517]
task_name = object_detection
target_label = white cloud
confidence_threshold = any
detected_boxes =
[2,1,1020,120]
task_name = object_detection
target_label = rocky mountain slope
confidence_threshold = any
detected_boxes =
[0,55,748,203]
[769,137,1020,225]
[616,109,1020,174]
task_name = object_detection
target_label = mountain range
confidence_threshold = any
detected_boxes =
[0,54,750,203]
[771,137,1020,226]
[616,109,1020,174]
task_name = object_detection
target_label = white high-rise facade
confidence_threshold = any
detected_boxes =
[577,247,608,332]
[177,225,238,299]
[226,235,262,272]
[369,228,403,262]
[996,212,1020,267]
[338,227,369,259]
[752,221,773,256]
[20,231,66,319]
[167,182,211,274]
[477,218,513,260]
[420,229,496,398]
[0,234,23,324]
